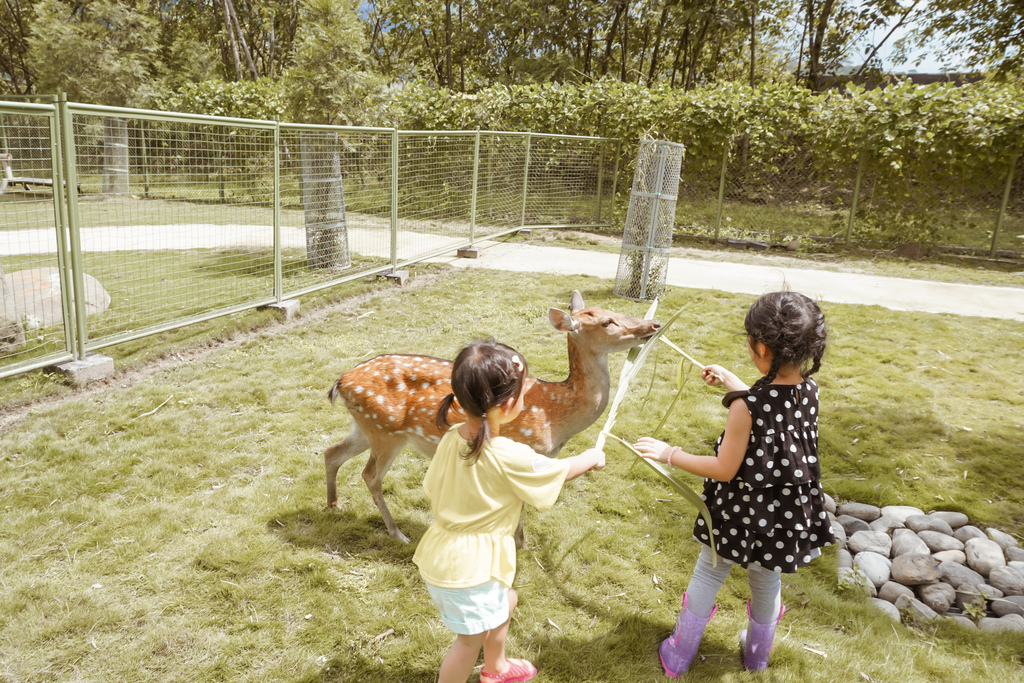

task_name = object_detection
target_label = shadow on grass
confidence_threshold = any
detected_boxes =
[266,504,425,559]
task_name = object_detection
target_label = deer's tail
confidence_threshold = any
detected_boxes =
[327,380,343,406]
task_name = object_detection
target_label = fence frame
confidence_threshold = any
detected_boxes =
[0,99,618,380]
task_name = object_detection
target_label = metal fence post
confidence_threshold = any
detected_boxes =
[714,142,730,240]
[991,153,1019,258]
[273,123,282,302]
[520,133,532,227]
[596,143,606,224]
[50,100,75,356]
[470,129,481,245]
[58,97,88,359]
[846,153,866,244]
[391,129,399,270]
[608,140,622,223]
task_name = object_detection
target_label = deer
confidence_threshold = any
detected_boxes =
[324,290,661,543]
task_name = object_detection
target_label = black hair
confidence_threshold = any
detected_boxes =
[436,340,529,462]
[745,291,827,391]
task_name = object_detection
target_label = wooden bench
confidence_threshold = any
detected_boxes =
[0,153,80,195]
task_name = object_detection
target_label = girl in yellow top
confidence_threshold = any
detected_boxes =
[413,340,605,683]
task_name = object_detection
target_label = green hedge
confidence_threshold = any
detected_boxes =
[385,79,1024,249]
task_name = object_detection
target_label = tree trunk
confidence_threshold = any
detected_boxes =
[648,4,672,85]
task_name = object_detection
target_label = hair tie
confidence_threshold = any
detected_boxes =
[512,355,524,373]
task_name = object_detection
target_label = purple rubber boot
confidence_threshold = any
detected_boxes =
[739,601,786,671]
[658,593,717,677]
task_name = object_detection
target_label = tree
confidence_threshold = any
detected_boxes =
[0,0,35,94]
[279,0,381,124]
[26,0,160,106]
[914,0,1024,75]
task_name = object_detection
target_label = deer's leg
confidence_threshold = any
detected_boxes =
[362,435,412,543]
[514,512,526,549]
[324,425,370,508]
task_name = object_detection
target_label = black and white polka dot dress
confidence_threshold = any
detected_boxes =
[693,378,835,573]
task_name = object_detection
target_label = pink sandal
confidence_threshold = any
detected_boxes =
[479,658,537,683]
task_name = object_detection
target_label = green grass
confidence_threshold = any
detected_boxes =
[1,269,1023,682]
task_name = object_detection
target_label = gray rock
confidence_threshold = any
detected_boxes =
[854,551,892,588]
[940,561,985,590]
[932,550,967,565]
[947,615,977,629]
[978,614,1024,632]
[881,505,924,524]
[965,537,1006,576]
[954,525,987,544]
[978,584,1004,600]
[839,567,876,597]
[987,528,1020,550]
[895,594,939,623]
[991,596,1024,618]
[906,514,954,535]
[957,587,987,612]
[928,511,969,529]
[869,598,901,621]
[838,515,870,537]
[892,529,930,557]
[849,530,893,556]
[1006,547,1024,563]
[1009,562,1024,581]
[891,553,941,585]
[785,239,802,252]
[837,502,881,522]
[989,566,1024,596]
[838,548,854,569]
[879,581,915,604]
[918,530,964,553]
[917,582,956,613]
[823,493,836,515]
[869,515,904,534]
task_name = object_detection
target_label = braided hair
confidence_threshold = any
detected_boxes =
[436,340,529,463]
[745,291,827,391]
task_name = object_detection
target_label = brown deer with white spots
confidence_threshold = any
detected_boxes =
[325,290,660,543]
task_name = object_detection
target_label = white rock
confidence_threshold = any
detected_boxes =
[839,567,876,597]
[823,492,836,515]
[855,551,892,588]
[965,537,1007,577]
[869,598,901,621]
[838,548,854,570]
[849,530,893,556]
[869,515,903,534]
[881,505,924,524]
[932,550,967,565]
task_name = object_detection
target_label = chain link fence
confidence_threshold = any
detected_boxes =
[0,100,617,379]
[676,136,1023,257]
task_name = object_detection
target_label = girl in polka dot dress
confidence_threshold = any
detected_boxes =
[633,291,834,676]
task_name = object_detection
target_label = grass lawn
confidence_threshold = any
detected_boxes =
[0,268,1022,682]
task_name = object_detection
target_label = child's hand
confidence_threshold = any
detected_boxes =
[580,447,605,471]
[702,365,727,386]
[632,437,673,464]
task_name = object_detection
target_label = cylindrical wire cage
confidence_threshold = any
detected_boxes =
[614,140,684,301]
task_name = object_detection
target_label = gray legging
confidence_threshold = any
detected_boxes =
[684,544,782,625]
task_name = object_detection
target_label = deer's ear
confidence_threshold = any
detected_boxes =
[549,307,580,333]
[569,290,585,314]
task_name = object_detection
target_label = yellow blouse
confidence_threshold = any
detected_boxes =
[413,427,571,588]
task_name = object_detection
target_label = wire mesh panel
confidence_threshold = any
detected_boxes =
[476,132,528,233]
[0,105,74,376]
[395,132,477,262]
[69,107,277,348]
[279,126,394,296]
[524,136,609,226]
[614,140,683,301]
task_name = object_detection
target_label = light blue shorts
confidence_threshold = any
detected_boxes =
[424,579,510,635]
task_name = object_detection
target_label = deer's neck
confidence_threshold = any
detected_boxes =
[539,336,611,438]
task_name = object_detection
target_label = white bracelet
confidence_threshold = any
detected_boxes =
[667,447,677,467]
